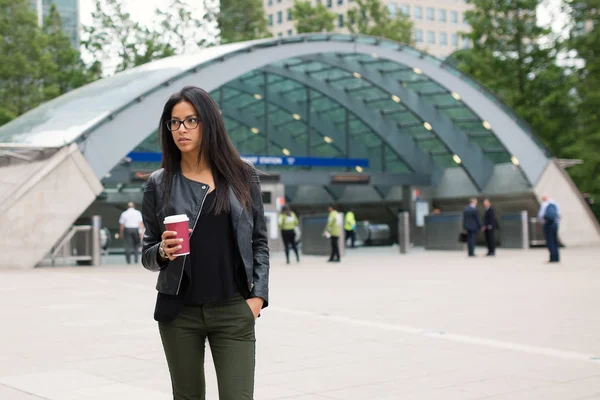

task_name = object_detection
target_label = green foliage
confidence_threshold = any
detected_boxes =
[43,4,95,96]
[0,0,50,119]
[291,0,336,33]
[82,0,216,73]
[449,0,577,160]
[564,0,600,196]
[218,0,270,44]
[346,0,413,44]
[0,0,93,125]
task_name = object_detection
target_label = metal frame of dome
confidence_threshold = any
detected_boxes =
[0,34,551,191]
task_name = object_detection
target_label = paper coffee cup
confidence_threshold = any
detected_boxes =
[163,214,190,256]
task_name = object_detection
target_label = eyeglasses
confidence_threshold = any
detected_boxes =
[165,117,200,131]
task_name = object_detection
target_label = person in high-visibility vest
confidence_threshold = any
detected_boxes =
[324,204,341,262]
[278,205,300,264]
[344,208,356,248]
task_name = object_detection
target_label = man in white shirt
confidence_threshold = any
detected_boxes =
[537,194,560,263]
[119,202,144,264]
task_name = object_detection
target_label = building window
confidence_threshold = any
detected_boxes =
[415,29,423,43]
[463,13,469,25]
[267,0,272,5]
[338,0,343,4]
[278,32,283,37]
[451,10,458,24]
[327,0,332,7]
[388,3,397,16]
[287,8,292,20]
[463,38,470,49]
[414,6,422,20]
[426,7,434,21]
[440,32,447,46]
[439,9,446,22]
[400,4,410,16]
[277,0,281,2]
[427,31,435,44]
[288,29,293,36]
[338,13,344,27]
[268,14,273,26]
[452,33,459,47]
[277,11,282,24]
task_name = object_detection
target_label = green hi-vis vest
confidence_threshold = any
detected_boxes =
[278,212,298,230]
[325,210,341,237]
[344,211,356,231]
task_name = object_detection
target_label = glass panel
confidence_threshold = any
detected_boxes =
[443,107,478,120]
[306,34,329,42]
[311,67,347,81]
[418,138,446,153]
[471,135,503,149]
[433,154,459,168]
[367,145,383,171]
[330,34,354,42]
[486,152,512,164]
[356,36,378,45]
[378,39,400,50]
[386,158,411,173]
[0,41,267,146]
[289,61,327,73]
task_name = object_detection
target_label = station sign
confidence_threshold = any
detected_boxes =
[127,152,369,168]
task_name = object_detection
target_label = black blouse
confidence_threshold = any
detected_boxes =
[184,190,241,305]
[153,182,247,323]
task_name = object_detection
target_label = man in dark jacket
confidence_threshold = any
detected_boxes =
[463,198,482,257]
[483,198,499,256]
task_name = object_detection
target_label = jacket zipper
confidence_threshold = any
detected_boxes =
[175,185,210,295]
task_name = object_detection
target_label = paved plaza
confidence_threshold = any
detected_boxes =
[1,246,600,399]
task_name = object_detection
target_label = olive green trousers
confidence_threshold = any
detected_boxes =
[158,295,256,400]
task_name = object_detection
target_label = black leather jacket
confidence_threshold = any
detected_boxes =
[141,168,270,307]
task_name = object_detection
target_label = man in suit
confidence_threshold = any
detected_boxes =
[463,198,482,257]
[483,198,499,256]
[537,194,560,263]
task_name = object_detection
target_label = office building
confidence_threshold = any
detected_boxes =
[31,0,80,49]
[265,0,472,58]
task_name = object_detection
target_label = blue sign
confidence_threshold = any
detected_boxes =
[127,152,369,168]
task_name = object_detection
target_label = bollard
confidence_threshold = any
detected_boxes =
[91,215,102,266]
[398,212,410,254]
[520,210,529,249]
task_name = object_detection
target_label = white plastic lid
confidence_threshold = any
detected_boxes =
[164,214,189,224]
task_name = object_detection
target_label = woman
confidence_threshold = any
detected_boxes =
[141,86,270,400]
[278,205,299,264]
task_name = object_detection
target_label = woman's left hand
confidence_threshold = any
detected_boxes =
[246,297,264,319]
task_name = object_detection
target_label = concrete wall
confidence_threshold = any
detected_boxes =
[534,160,600,247]
[0,144,103,269]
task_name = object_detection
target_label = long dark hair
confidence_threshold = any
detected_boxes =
[158,86,253,214]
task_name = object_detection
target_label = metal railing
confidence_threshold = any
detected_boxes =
[47,216,102,266]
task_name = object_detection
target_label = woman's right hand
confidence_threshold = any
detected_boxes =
[160,231,184,261]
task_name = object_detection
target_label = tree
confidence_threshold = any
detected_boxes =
[0,0,49,124]
[448,0,576,158]
[82,0,215,75]
[346,0,413,44]
[42,4,94,97]
[564,0,600,198]
[156,0,219,50]
[291,0,336,33]
[82,0,149,73]
[218,0,270,44]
